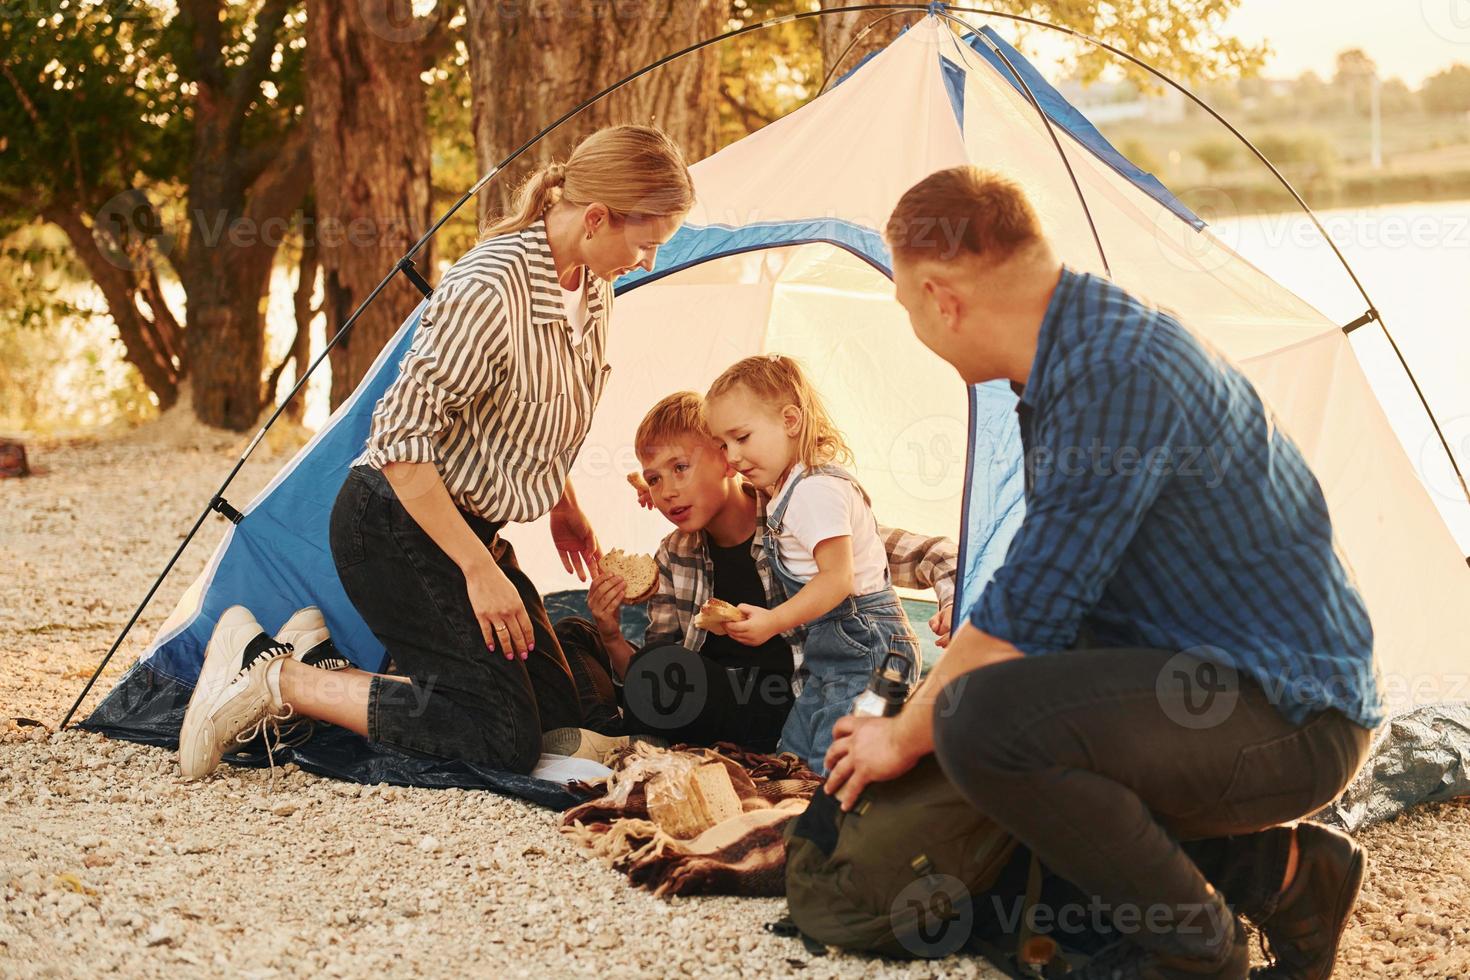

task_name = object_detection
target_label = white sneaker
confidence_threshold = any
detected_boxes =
[178,606,293,781]
[275,606,350,671]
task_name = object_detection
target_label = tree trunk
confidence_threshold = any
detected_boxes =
[181,124,312,431]
[307,0,439,409]
[817,1,911,85]
[465,0,730,227]
[177,0,311,432]
[42,203,184,411]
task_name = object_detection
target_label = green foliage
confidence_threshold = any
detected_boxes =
[1422,64,1470,116]
[1118,137,1165,175]
[1253,131,1337,176]
[1190,137,1239,175]
[0,3,184,222]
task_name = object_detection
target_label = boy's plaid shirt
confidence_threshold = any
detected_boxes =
[642,485,958,680]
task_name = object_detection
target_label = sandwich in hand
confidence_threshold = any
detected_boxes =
[601,549,659,604]
[693,597,748,636]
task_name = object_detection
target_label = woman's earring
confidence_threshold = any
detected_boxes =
[585,230,593,241]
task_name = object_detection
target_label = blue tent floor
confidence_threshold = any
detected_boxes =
[81,590,944,809]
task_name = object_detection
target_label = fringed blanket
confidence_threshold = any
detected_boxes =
[560,742,821,897]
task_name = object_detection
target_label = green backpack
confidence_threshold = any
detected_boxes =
[783,754,1022,959]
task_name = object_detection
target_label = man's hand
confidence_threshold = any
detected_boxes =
[587,570,626,641]
[929,603,953,649]
[550,499,601,581]
[726,604,781,646]
[823,715,923,810]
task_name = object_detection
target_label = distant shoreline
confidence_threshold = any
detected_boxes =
[1176,170,1470,217]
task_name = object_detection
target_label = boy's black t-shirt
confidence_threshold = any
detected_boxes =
[702,533,795,676]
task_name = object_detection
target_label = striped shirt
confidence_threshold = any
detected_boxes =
[645,483,958,679]
[971,268,1381,728]
[356,220,614,522]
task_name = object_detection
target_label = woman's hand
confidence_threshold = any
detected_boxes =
[550,500,602,581]
[464,557,535,660]
[726,604,782,647]
[929,602,953,649]
[587,571,627,641]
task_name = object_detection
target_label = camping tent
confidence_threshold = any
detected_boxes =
[83,14,1470,817]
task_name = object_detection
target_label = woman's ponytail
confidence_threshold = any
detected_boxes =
[480,125,693,239]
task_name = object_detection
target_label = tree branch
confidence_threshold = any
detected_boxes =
[228,0,293,131]
[181,0,226,89]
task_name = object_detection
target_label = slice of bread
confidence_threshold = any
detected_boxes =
[646,762,743,839]
[602,548,658,604]
[626,471,650,494]
[692,597,748,636]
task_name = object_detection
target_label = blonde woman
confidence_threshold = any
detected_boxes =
[178,126,693,778]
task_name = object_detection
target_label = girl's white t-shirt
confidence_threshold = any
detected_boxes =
[559,271,589,345]
[768,463,888,594]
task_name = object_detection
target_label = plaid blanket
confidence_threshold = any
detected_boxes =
[559,743,821,897]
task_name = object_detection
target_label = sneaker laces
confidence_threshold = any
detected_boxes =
[234,700,297,792]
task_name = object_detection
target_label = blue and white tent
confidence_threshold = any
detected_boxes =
[86,16,1470,816]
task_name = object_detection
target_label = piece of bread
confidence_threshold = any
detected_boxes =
[646,762,743,839]
[693,597,748,636]
[626,471,650,495]
[602,548,658,604]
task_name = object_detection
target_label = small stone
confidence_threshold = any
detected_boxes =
[418,835,441,853]
[271,802,298,817]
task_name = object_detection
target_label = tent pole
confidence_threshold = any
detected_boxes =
[933,12,1113,278]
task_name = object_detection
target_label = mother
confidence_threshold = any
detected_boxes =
[179,125,693,778]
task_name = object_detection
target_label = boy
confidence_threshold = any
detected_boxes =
[559,391,959,755]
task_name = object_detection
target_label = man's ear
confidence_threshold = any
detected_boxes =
[781,404,803,436]
[927,276,964,333]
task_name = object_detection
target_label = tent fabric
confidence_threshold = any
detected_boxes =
[86,15,1469,815]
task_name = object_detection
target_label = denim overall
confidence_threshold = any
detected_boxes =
[766,464,920,772]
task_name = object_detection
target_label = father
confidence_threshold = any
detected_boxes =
[823,168,1380,980]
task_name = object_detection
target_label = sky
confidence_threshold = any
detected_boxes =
[1221,0,1470,85]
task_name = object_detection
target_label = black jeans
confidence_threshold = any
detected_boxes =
[932,648,1374,955]
[554,623,795,753]
[329,465,604,774]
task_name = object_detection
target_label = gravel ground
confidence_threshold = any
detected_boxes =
[3,420,1468,978]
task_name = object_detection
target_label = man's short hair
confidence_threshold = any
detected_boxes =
[885,167,1043,265]
[635,391,713,459]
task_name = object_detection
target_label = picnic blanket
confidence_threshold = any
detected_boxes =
[560,743,821,897]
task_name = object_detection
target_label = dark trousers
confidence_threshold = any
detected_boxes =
[554,623,795,754]
[329,465,598,774]
[932,648,1373,954]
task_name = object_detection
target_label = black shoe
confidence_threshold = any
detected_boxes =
[1249,822,1364,980]
[1076,914,1248,980]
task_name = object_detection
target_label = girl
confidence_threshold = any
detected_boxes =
[703,354,921,772]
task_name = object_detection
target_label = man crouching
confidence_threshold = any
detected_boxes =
[824,167,1378,980]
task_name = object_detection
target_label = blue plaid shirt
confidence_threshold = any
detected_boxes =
[972,269,1381,728]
